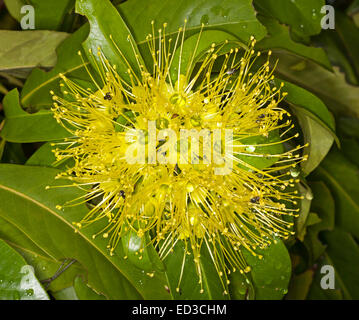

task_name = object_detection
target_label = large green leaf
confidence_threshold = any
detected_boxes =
[20,24,91,111]
[76,0,143,83]
[0,164,174,299]
[254,0,325,37]
[274,53,359,118]
[0,31,69,79]
[119,0,266,45]
[1,89,69,143]
[163,241,227,300]
[0,216,86,293]
[242,239,291,300]
[311,149,359,239]
[0,239,49,300]
[257,15,331,70]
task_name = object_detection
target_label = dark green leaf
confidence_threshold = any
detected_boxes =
[310,149,359,239]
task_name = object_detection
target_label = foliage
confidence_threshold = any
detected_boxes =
[0,0,358,300]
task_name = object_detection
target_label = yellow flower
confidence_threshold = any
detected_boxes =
[50,22,307,294]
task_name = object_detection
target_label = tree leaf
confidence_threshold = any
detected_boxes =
[75,0,143,83]
[0,31,69,79]
[308,229,359,300]
[295,112,334,176]
[119,0,266,45]
[0,164,173,299]
[20,24,91,111]
[163,241,227,300]
[1,89,69,143]
[257,15,331,70]
[310,149,359,239]
[0,239,49,300]
[273,53,359,118]
[303,181,335,263]
[254,0,325,37]
[242,239,291,300]
[73,276,107,300]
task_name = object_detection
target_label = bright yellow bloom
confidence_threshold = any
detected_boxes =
[50,22,306,294]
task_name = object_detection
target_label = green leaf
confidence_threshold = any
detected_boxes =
[303,182,335,263]
[235,130,285,171]
[0,239,49,300]
[119,0,266,44]
[286,269,314,300]
[169,30,240,81]
[73,276,107,300]
[308,229,359,300]
[1,89,69,143]
[0,214,86,293]
[20,25,91,111]
[296,113,334,176]
[254,0,325,37]
[242,239,291,300]
[0,31,69,79]
[75,0,143,82]
[0,164,174,299]
[163,241,227,299]
[257,15,331,70]
[296,183,313,241]
[274,53,359,118]
[310,149,359,240]
[320,12,359,84]
[4,0,75,31]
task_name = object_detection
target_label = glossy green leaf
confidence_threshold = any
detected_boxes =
[0,239,49,300]
[76,0,143,82]
[73,276,107,300]
[0,164,174,299]
[254,0,325,37]
[295,112,334,176]
[257,15,331,70]
[0,215,86,292]
[163,241,227,300]
[242,239,291,300]
[0,31,69,79]
[1,89,69,143]
[119,0,266,44]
